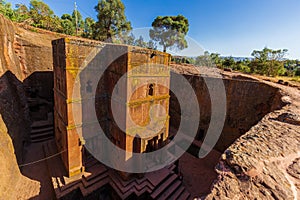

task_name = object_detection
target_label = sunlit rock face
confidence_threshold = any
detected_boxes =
[170,64,300,200]
[169,67,284,153]
[0,14,58,198]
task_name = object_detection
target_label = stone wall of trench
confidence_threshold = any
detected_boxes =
[169,72,284,153]
[0,12,61,160]
[0,14,60,196]
[205,80,300,200]
[169,66,300,199]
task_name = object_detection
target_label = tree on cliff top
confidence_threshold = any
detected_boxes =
[250,47,287,76]
[93,0,132,42]
[251,47,288,62]
[0,0,15,20]
[149,15,189,52]
[72,10,84,34]
[60,14,75,35]
[15,3,30,22]
[82,17,95,39]
[60,10,84,36]
[29,0,62,31]
[29,0,54,23]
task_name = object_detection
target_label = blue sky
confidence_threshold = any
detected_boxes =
[8,0,300,59]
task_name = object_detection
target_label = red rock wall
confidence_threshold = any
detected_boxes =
[0,13,60,186]
[170,72,284,152]
[205,82,300,200]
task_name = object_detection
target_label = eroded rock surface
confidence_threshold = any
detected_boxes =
[170,64,300,199]
[204,76,300,200]
[0,114,40,199]
[0,14,59,199]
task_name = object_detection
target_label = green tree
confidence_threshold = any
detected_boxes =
[195,51,214,67]
[222,57,236,69]
[284,59,298,76]
[82,17,95,38]
[115,32,135,45]
[147,40,156,49]
[296,61,300,76]
[149,15,189,52]
[134,36,148,48]
[251,47,287,62]
[118,33,156,49]
[72,10,84,35]
[132,36,157,49]
[93,0,132,42]
[0,0,16,20]
[61,13,72,21]
[250,47,287,76]
[210,53,222,67]
[232,60,251,73]
[29,0,55,29]
[15,3,30,22]
[49,15,63,32]
[60,17,75,35]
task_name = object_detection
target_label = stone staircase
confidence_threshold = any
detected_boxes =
[150,169,190,200]
[43,141,191,200]
[30,113,54,143]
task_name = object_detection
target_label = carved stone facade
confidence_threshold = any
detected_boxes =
[52,38,171,177]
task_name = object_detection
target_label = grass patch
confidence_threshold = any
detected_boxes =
[277,76,300,83]
[291,76,300,82]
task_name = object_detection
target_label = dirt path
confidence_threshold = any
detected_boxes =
[20,142,55,199]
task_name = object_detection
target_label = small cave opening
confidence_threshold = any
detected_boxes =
[169,73,284,197]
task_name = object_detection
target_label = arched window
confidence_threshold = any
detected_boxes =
[148,83,154,96]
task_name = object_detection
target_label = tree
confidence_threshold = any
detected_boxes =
[15,3,30,22]
[61,14,75,35]
[114,32,135,45]
[222,57,236,69]
[251,47,287,62]
[28,1,64,32]
[0,0,16,20]
[149,15,189,52]
[29,0,54,29]
[72,10,84,35]
[195,51,215,67]
[147,40,156,49]
[82,17,95,39]
[250,47,287,76]
[210,53,222,67]
[93,0,132,42]
[296,60,300,76]
[60,10,86,36]
[61,13,72,21]
[49,15,63,32]
[134,36,148,48]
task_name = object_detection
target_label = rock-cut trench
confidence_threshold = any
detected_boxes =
[169,71,285,196]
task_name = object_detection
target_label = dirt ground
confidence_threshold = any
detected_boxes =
[179,150,221,198]
[20,142,55,199]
